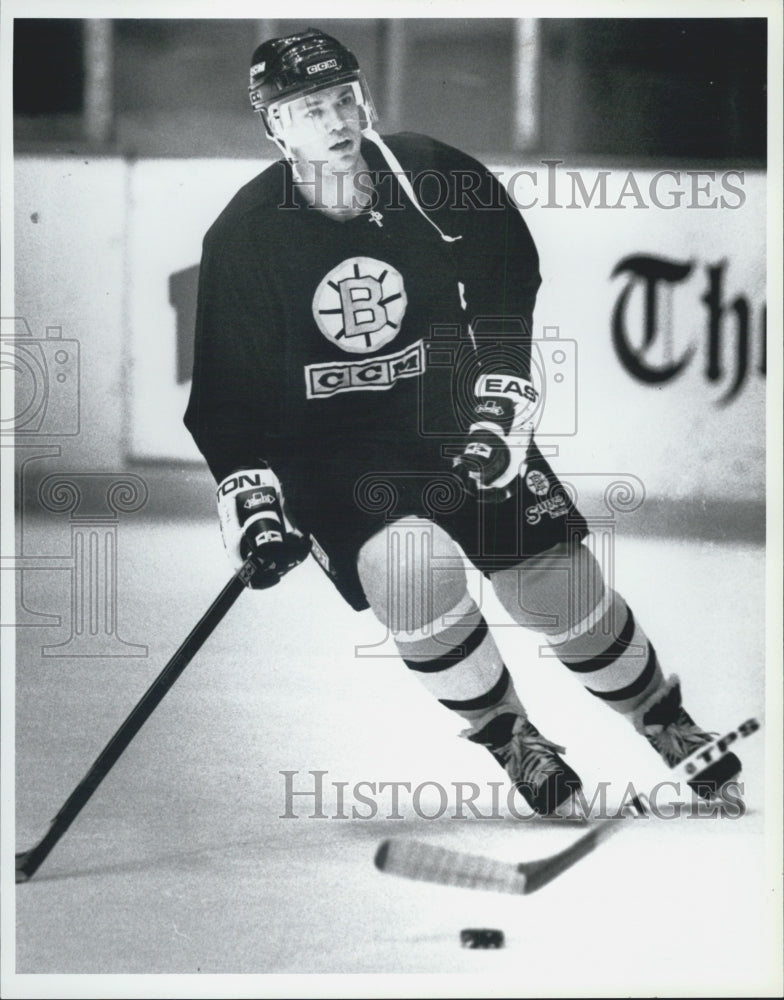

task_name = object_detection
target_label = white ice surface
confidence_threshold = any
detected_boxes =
[10,521,780,996]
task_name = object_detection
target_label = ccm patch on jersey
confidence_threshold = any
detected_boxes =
[304,340,425,398]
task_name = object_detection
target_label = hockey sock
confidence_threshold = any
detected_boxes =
[547,588,664,715]
[394,592,525,726]
[490,543,664,717]
[357,518,527,728]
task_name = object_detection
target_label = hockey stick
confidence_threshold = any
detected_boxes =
[374,716,762,895]
[15,558,257,883]
[374,799,644,896]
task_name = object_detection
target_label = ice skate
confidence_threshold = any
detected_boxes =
[633,675,742,799]
[465,712,582,816]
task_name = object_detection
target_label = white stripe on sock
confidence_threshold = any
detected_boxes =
[547,587,613,646]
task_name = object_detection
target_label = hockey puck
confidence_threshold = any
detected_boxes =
[460,928,504,949]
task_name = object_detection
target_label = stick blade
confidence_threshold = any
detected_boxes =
[374,812,634,897]
[374,838,529,894]
[518,815,626,893]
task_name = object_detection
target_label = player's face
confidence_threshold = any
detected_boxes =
[282,85,363,172]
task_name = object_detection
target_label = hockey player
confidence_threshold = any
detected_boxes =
[184,28,741,816]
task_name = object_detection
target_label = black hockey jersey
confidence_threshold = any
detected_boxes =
[184,132,541,528]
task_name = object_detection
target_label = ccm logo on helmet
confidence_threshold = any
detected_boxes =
[307,58,339,75]
[305,340,424,398]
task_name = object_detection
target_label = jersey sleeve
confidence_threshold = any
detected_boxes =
[183,222,282,484]
[453,160,541,380]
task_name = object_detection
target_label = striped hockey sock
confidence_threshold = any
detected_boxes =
[547,588,664,715]
[394,593,524,725]
[394,589,583,816]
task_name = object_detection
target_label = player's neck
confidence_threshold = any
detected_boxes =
[294,154,372,222]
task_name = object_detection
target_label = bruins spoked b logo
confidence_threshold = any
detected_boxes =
[312,257,408,354]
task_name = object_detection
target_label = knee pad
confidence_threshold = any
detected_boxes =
[490,539,608,637]
[358,520,513,719]
[356,517,468,636]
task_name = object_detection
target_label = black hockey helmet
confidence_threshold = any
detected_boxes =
[248,28,376,140]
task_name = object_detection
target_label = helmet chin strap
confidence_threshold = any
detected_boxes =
[259,123,307,183]
[363,128,462,243]
[274,136,305,183]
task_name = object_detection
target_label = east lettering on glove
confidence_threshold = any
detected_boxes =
[453,371,539,501]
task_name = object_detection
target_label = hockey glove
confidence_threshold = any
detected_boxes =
[217,464,311,589]
[453,373,539,502]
